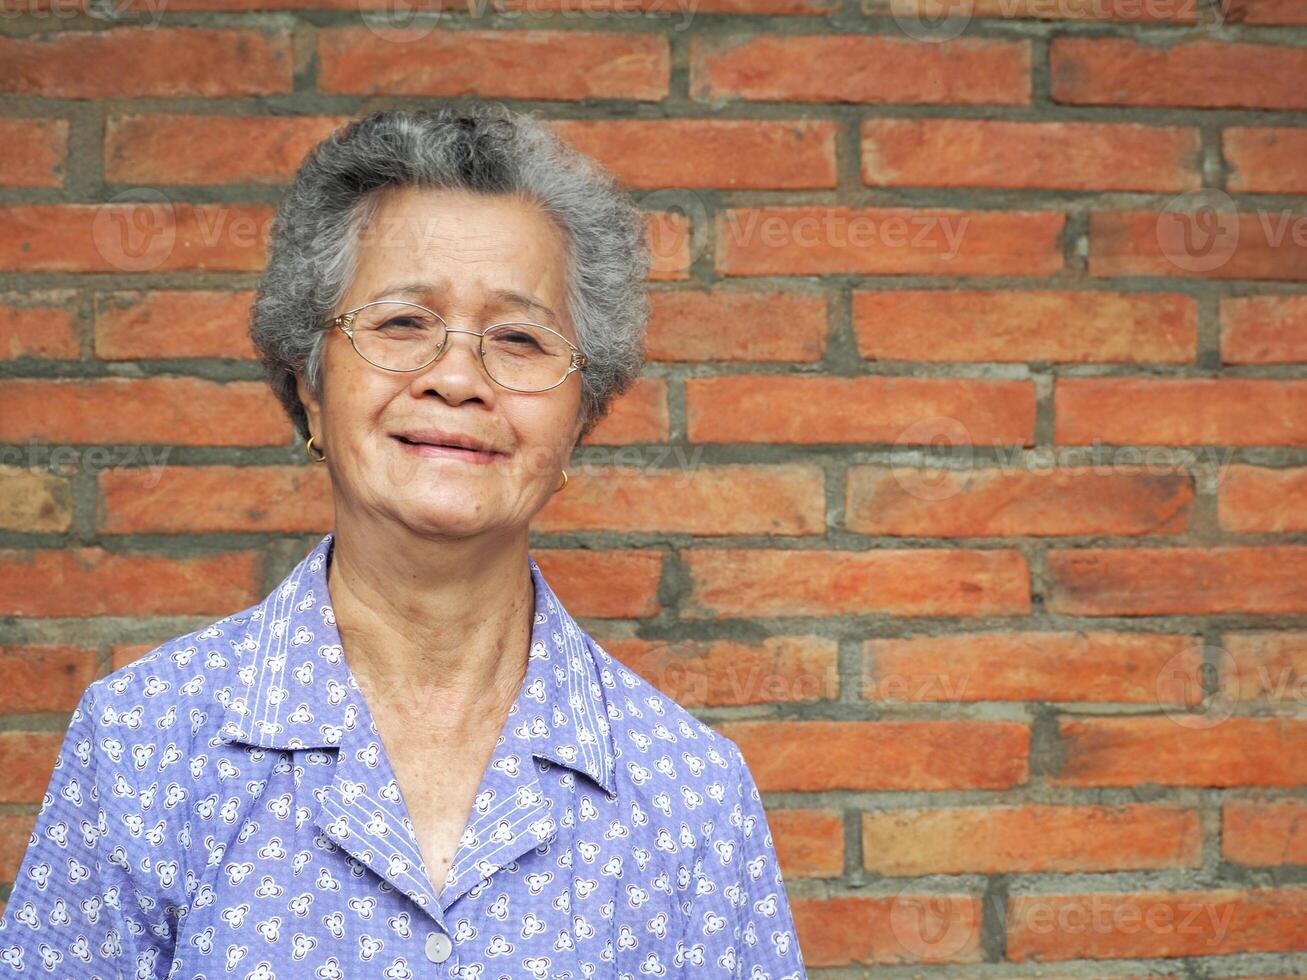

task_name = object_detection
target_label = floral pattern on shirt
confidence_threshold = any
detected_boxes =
[0,532,806,979]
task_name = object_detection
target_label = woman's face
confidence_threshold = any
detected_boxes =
[297,185,585,542]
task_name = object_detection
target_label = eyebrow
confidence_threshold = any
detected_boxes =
[365,281,558,322]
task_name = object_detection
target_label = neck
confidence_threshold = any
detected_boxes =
[325,515,535,737]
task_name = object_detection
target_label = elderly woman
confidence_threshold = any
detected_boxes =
[0,105,805,979]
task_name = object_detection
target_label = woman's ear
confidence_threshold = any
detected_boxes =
[295,372,322,439]
[570,410,586,451]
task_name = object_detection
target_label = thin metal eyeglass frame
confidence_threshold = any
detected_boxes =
[331,300,588,393]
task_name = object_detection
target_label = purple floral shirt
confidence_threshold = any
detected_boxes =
[0,532,806,979]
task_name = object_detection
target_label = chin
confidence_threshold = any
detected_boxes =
[394,502,506,539]
[372,465,494,506]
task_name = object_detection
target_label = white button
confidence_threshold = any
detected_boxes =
[425,931,453,964]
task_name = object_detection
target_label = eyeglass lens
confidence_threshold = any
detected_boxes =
[345,301,574,391]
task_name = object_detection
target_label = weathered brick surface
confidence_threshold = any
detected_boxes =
[2,2,1304,970]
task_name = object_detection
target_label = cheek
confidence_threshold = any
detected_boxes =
[505,394,581,456]
[322,362,395,438]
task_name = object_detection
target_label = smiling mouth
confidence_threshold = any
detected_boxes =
[392,435,503,457]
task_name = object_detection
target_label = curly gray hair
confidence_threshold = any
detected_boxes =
[250,102,651,446]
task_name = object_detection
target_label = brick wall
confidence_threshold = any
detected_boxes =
[2,0,1306,972]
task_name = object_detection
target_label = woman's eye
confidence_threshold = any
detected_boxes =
[502,331,541,347]
[379,318,426,331]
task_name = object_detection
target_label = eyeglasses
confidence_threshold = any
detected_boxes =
[331,300,587,393]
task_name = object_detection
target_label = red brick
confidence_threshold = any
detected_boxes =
[111,643,156,671]
[1220,295,1307,364]
[601,635,838,707]
[538,465,824,536]
[648,290,826,362]
[1090,210,1307,281]
[1056,379,1307,446]
[1007,888,1307,959]
[0,646,96,714]
[769,810,844,879]
[1052,38,1307,109]
[724,719,1028,792]
[0,814,35,880]
[113,0,457,7]
[846,466,1193,537]
[0,732,62,804]
[0,293,79,360]
[579,377,668,445]
[1222,0,1307,24]
[862,804,1202,875]
[1057,717,1307,787]
[112,0,833,7]
[318,28,668,101]
[1047,546,1307,616]
[549,119,837,190]
[1219,466,1307,533]
[853,290,1196,363]
[0,379,290,447]
[1225,128,1307,194]
[0,118,67,188]
[0,203,272,273]
[792,894,983,966]
[0,27,291,99]
[99,465,332,534]
[691,34,1029,104]
[716,206,1064,277]
[863,632,1204,704]
[533,550,662,619]
[1222,632,1307,704]
[687,376,1036,445]
[503,0,836,10]
[0,547,263,617]
[118,0,835,7]
[105,115,350,185]
[867,0,1201,20]
[94,290,258,360]
[1222,801,1307,865]
[645,211,692,281]
[0,466,72,534]
[862,119,1199,191]
[683,548,1031,618]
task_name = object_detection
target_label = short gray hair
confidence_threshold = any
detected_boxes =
[250,102,651,445]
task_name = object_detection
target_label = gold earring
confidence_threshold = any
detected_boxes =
[556,469,568,492]
[306,435,326,462]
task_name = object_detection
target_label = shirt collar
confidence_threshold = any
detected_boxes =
[216,531,617,797]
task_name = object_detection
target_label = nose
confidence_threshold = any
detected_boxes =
[410,324,495,399]
[430,326,485,368]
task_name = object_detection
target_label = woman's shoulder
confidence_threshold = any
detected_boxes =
[585,635,746,774]
[77,598,264,738]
